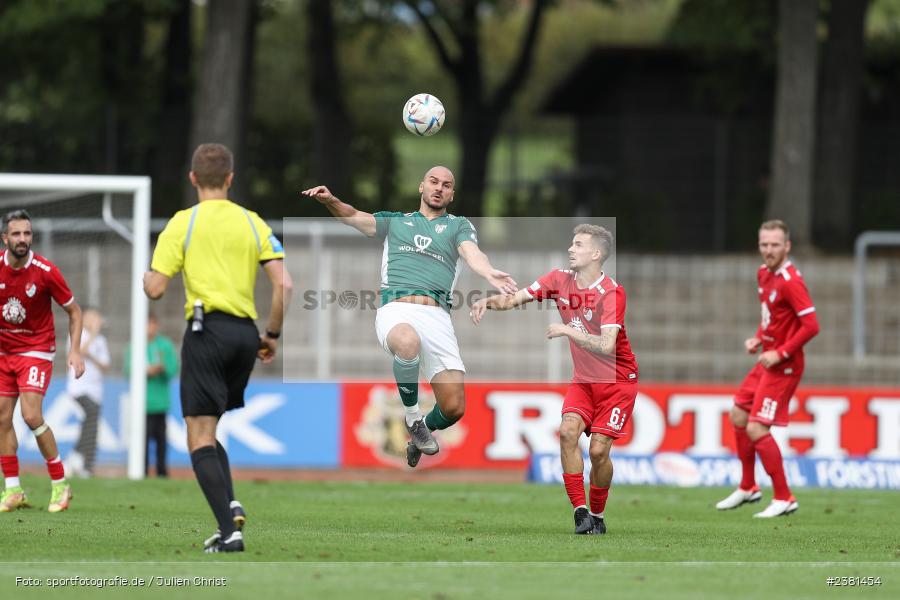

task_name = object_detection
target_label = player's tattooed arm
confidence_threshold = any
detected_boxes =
[569,326,618,356]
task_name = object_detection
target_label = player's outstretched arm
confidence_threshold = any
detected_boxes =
[258,259,293,363]
[458,241,517,294]
[547,323,618,356]
[301,185,376,237]
[62,300,86,379]
[470,288,533,324]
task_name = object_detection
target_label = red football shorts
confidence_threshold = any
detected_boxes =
[562,381,638,439]
[734,362,801,427]
[0,354,54,397]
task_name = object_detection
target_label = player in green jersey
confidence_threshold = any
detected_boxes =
[303,166,516,466]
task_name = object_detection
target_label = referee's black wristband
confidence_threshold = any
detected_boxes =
[264,329,281,340]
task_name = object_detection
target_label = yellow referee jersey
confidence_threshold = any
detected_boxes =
[151,199,284,320]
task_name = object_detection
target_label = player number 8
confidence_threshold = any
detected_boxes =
[27,366,42,387]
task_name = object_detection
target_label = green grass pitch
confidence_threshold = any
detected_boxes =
[0,475,896,599]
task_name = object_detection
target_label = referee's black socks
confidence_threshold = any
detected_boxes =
[190,445,235,537]
[215,441,235,502]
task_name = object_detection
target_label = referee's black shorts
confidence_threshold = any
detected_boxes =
[180,312,260,417]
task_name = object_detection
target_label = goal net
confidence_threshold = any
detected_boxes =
[0,174,150,480]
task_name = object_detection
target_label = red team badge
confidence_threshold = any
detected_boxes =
[0,250,74,396]
[527,269,639,438]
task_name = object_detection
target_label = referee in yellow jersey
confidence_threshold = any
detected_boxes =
[143,143,292,553]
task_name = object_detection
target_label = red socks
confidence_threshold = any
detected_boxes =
[46,456,65,483]
[4,455,68,484]
[563,475,611,515]
[753,434,791,500]
[734,426,757,490]
[1,455,18,479]
[562,473,586,509]
[589,484,609,515]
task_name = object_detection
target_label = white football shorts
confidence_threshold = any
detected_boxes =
[375,301,465,382]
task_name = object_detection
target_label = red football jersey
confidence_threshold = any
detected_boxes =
[757,261,817,371]
[0,250,74,355]
[527,268,638,383]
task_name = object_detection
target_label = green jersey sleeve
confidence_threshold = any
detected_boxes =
[455,217,478,247]
[374,211,401,239]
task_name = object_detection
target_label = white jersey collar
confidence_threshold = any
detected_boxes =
[2,249,33,270]
[572,271,605,291]
[588,272,606,289]
[774,260,792,276]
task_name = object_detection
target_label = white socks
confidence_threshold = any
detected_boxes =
[405,405,422,426]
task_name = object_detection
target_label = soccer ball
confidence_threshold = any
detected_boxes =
[402,93,445,137]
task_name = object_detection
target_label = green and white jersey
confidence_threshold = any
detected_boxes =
[373,211,478,311]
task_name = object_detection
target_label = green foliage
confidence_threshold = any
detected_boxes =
[0,0,108,36]
[249,0,680,215]
[666,0,777,54]
[662,1,779,116]
[0,0,176,181]
[251,1,447,213]
[0,0,682,218]
[4,0,899,233]
[857,189,900,231]
[511,0,681,118]
[868,0,900,40]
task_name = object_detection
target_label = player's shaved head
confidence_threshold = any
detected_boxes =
[191,143,234,189]
[424,166,455,186]
[419,165,456,212]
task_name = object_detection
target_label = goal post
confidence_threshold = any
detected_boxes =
[0,173,151,480]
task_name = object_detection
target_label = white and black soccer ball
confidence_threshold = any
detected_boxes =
[402,93,445,137]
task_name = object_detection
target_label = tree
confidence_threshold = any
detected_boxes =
[188,0,257,205]
[307,0,353,199]
[152,0,192,217]
[766,0,819,249]
[403,0,550,215]
[814,0,870,250]
[98,1,147,173]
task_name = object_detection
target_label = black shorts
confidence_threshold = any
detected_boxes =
[180,312,260,417]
